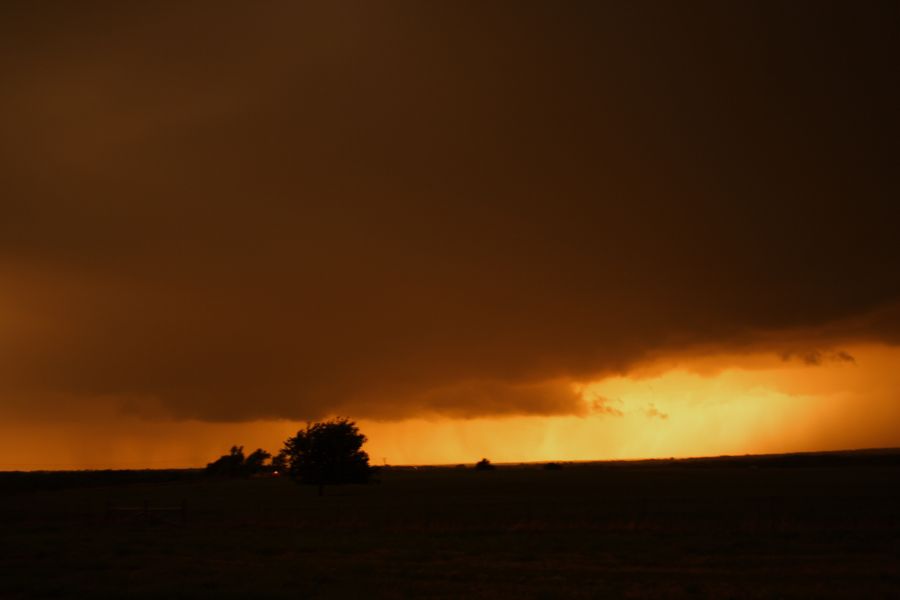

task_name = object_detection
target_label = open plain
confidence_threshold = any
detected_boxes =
[2,452,900,598]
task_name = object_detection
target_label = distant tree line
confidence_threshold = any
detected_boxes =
[205,417,373,495]
[207,418,566,494]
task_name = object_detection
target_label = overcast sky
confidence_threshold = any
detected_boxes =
[1,1,898,431]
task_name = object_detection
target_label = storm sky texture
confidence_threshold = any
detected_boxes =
[1,2,899,467]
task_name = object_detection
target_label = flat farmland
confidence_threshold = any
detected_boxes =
[2,458,900,598]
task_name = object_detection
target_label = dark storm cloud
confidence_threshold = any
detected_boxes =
[1,1,898,421]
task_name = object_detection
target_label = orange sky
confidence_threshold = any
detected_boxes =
[1,3,898,471]
[3,344,897,470]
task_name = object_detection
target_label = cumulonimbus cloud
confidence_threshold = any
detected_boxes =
[0,2,898,422]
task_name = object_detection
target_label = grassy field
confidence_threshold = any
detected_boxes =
[2,456,900,598]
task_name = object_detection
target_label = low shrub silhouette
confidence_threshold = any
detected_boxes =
[474,458,495,471]
[206,446,272,477]
[543,462,563,470]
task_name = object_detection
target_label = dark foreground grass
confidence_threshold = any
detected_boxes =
[2,461,899,598]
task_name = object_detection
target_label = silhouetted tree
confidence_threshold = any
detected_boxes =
[205,446,272,477]
[206,445,246,477]
[243,448,272,475]
[281,418,372,495]
[474,458,495,471]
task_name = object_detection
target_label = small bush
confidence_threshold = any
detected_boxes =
[543,462,563,471]
[205,446,272,477]
[474,458,495,471]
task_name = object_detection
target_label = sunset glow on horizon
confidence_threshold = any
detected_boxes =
[3,344,897,471]
[1,2,898,473]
